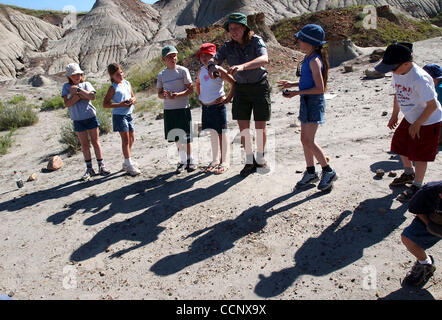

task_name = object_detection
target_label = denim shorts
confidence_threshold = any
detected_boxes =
[73,116,100,132]
[298,94,326,124]
[201,103,228,134]
[402,217,441,250]
[113,114,134,132]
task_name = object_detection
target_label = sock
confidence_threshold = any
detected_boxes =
[418,255,432,265]
[404,167,414,175]
[307,166,316,174]
[124,158,132,166]
[246,153,254,165]
[97,159,104,167]
[412,181,423,188]
[179,151,187,164]
[85,160,92,169]
[188,156,195,165]
[322,165,333,173]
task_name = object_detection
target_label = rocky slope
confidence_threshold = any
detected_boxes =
[0,6,63,81]
[154,0,441,33]
[0,0,440,82]
[45,0,160,75]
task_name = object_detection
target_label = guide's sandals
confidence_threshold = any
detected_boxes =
[204,162,219,173]
[215,163,229,175]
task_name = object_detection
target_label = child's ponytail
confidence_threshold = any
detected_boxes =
[315,46,329,89]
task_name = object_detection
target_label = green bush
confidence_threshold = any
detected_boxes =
[0,103,39,131]
[59,123,81,154]
[8,95,26,105]
[41,95,65,111]
[0,129,15,155]
[96,106,112,135]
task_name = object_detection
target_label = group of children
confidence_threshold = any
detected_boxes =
[61,21,442,287]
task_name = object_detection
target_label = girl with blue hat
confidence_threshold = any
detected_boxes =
[278,24,337,191]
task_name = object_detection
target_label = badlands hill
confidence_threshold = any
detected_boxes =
[0,0,440,82]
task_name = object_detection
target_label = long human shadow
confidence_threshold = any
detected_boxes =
[150,190,329,276]
[254,190,408,298]
[69,173,243,262]
[0,172,123,214]
[47,171,188,225]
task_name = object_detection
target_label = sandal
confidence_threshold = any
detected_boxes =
[204,162,219,173]
[215,163,229,175]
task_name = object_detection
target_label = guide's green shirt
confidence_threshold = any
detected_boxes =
[214,35,268,84]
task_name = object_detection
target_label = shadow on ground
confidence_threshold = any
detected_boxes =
[63,172,243,261]
[254,189,408,297]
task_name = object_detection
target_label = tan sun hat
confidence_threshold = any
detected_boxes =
[65,63,84,77]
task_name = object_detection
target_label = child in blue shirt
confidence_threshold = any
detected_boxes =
[103,63,140,176]
[61,63,110,181]
[278,24,337,191]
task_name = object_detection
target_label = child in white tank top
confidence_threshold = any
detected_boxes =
[196,43,235,174]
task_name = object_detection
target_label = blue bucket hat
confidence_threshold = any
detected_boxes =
[295,24,326,47]
[423,64,442,79]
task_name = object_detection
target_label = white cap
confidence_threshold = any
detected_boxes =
[65,63,84,77]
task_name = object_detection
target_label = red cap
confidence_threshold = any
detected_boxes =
[197,43,217,59]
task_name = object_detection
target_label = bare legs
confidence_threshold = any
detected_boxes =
[300,123,327,168]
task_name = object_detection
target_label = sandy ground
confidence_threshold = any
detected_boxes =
[0,37,441,300]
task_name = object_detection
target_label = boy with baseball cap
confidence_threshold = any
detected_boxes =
[375,42,442,201]
[401,181,442,287]
[157,45,196,173]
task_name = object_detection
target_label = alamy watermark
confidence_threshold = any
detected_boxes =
[62,5,78,31]
[362,265,377,290]
[362,5,377,30]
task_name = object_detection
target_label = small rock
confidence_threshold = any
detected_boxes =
[27,173,37,182]
[388,171,397,178]
[47,156,63,171]
[155,113,164,120]
[382,111,388,117]
[99,271,106,277]
[376,169,385,178]
[344,65,354,73]
[365,68,385,79]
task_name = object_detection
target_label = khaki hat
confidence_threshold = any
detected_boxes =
[65,63,84,77]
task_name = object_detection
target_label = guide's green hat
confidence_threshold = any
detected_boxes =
[162,45,178,58]
[223,13,249,31]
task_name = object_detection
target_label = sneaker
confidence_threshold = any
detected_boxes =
[240,163,256,178]
[254,156,271,175]
[186,159,197,173]
[403,256,436,287]
[81,168,96,181]
[126,164,141,176]
[295,171,320,189]
[98,164,111,176]
[122,161,139,172]
[176,162,186,174]
[396,185,420,202]
[317,169,337,191]
[390,172,415,186]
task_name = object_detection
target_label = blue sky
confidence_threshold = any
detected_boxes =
[0,0,157,12]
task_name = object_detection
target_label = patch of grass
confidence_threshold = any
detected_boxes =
[0,103,39,131]
[134,98,162,114]
[128,56,165,92]
[0,129,16,155]
[59,123,81,154]
[430,12,442,27]
[8,95,26,105]
[41,95,65,111]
